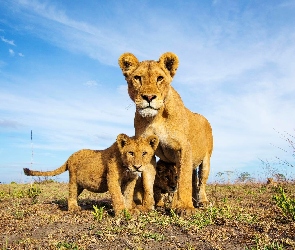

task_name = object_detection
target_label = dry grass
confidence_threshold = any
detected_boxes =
[1,181,295,249]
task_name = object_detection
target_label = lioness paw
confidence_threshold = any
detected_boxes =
[68,205,82,213]
[136,205,154,213]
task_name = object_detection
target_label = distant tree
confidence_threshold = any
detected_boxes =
[237,172,254,183]
[274,173,286,182]
[273,129,295,168]
[216,171,234,184]
[260,129,295,182]
[216,172,225,183]
[224,171,234,184]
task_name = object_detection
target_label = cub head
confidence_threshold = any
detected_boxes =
[155,160,178,193]
[116,134,159,173]
[118,52,179,117]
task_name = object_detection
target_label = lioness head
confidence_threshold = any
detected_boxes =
[155,160,178,193]
[116,134,159,173]
[118,52,179,117]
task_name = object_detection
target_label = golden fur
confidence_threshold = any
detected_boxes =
[134,159,178,208]
[24,134,159,215]
[119,52,213,215]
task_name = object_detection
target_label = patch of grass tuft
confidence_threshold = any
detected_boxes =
[92,205,104,221]
[273,186,295,221]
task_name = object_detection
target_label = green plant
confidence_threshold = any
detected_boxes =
[2,238,8,250]
[190,206,219,229]
[247,235,285,250]
[27,184,41,198]
[142,231,165,241]
[273,186,295,221]
[56,241,79,249]
[122,209,132,220]
[0,191,7,200]
[92,205,104,221]
[12,189,25,198]
[12,200,26,220]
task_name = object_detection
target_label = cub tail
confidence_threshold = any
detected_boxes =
[23,163,67,177]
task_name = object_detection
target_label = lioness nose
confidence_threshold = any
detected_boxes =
[142,95,157,102]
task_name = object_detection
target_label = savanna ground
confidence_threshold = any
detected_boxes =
[0,180,295,250]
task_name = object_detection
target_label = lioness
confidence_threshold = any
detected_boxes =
[119,52,213,215]
[24,134,159,215]
[134,159,178,208]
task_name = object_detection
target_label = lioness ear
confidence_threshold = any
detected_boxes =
[158,52,179,77]
[118,53,139,77]
[147,135,159,151]
[116,133,130,151]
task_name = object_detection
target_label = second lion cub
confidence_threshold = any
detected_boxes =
[134,160,178,208]
[24,134,159,215]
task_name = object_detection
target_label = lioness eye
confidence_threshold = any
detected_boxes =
[157,76,164,82]
[128,152,134,156]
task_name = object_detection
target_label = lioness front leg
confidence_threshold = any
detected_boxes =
[197,154,210,207]
[172,148,196,216]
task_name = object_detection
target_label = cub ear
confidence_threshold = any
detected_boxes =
[156,160,166,173]
[116,133,130,152]
[147,135,159,151]
[118,53,139,77]
[158,52,179,77]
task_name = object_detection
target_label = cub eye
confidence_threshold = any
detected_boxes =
[134,75,141,81]
[157,76,164,82]
[165,176,169,181]
[128,152,134,156]
[142,151,147,156]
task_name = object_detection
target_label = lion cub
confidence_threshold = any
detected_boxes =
[134,160,178,208]
[24,134,159,215]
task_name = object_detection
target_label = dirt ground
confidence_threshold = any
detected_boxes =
[0,181,295,249]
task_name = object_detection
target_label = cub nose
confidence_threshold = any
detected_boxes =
[133,165,142,171]
[142,95,157,102]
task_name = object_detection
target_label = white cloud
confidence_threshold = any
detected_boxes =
[1,36,16,46]
[9,49,15,56]
[0,119,22,128]
[83,80,98,87]
[18,52,24,57]
[0,87,135,151]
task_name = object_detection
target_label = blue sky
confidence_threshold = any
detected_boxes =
[0,0,295,183]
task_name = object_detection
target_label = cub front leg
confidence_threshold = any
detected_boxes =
[154,186,165,207]
[68,171,81,212]
[122,173,139,210]
[107,165,126,216]
[139,162,156,212]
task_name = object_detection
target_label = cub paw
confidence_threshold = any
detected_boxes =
[197,200,210,208]
[173,207,196,217]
